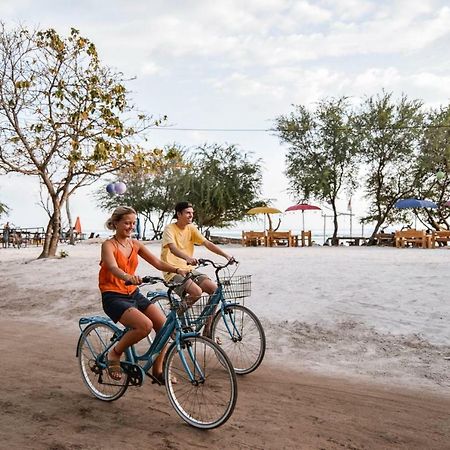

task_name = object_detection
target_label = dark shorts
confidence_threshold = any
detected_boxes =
[102,288,152,323]
[172,270,210,297]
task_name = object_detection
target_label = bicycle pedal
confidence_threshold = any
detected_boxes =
[120,362,144,386]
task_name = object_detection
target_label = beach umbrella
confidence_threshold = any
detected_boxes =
[285,203,321,231]
[74,216,82,234]
[394,198,437,228]
[394,198,437,209]
[247,206,282,231]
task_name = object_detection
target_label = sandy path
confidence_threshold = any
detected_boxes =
[1,318,449,450]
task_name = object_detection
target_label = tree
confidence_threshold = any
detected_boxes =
[355,92,424,241]
[275,97,360,244]
[182,144,263,231]
[0,200,8,217]
[412,104,450,230]
[0,25,161,257]
[96,146,189,239]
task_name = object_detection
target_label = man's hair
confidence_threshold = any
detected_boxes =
[174,201,193,218]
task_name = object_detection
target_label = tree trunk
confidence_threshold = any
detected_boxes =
[331,202,339,245]
[38,201,61,259]
[368,219,384,245]
[66,196,75,245]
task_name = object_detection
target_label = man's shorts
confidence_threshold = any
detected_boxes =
[171,270,210,297]
[101,288,152,323]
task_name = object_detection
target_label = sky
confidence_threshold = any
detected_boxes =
[1,0,450,237]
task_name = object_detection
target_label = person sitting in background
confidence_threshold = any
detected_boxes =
[99,205,188,383]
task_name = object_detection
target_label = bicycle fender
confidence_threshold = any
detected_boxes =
[78,315,117,330]
[76,316,120,357]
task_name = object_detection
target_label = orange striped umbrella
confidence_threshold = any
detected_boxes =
[74,216,82,234]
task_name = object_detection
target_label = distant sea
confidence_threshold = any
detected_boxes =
[88,225,377,246]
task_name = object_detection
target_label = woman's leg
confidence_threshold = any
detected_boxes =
[111,307,153,361]
[142,304,168,377]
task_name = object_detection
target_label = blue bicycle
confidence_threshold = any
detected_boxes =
[76,275,237,429]
[148,258,266,375]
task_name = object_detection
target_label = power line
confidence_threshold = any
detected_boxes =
[152,127,270,132]
[150,124,450,133]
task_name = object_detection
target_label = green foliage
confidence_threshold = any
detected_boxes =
[0,25,164,257]
[275,97,360,240]
[355,92,425,235]
[96,146,189,239]
[181,144,263,230]
[413,104,450,229]
[0,201,8,217]
[96,144,263,235]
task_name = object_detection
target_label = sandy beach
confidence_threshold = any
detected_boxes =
[1,241,450,449]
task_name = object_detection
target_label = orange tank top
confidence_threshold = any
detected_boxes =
[99,239,139,295]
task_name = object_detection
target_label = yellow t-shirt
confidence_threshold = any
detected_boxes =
[161,223,206,280]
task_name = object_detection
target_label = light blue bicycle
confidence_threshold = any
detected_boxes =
[148,258,266,375]
[76,275,238,429]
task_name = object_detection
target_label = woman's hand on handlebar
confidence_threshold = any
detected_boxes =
[124,274,142,285]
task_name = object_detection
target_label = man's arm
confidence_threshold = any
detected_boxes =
[166,242,198,265]
[203,239,233,261]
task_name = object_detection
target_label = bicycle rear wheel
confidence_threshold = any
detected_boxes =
[77,322,129,401]
[211,304,266,375]
[164,335,237,429]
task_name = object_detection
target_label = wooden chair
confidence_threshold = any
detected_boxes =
[241,231,267,247]
[301,230,312,247]
[394,230,429,248]
[267,230,294,247]
[431,230,450,247]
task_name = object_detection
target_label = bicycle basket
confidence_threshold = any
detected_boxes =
[219,275,251,300]
[179,294,215,328]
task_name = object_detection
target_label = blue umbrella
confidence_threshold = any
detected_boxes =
[394,198,437,209]
[394,198,437,229]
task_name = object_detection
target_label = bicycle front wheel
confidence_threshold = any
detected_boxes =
[77,322,129,401]
[164,336,237,429]
[211,304,266,375]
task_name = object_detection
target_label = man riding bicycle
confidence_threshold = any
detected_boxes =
[160,201,234,333]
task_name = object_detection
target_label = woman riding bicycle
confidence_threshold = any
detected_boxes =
[99,206,188,382]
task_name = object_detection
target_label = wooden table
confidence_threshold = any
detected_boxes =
[325,236,368,246]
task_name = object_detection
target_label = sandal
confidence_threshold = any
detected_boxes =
[106,349,122,381]
[149,372,178,386]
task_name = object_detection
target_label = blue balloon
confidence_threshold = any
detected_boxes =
[106,183,116,195]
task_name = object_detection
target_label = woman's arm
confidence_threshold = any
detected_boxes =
[137,241,189,276]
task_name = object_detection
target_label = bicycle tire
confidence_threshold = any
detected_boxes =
[77,322,130,401]
[152,294,172,317]
[211,304,266,375]
[164,335,237,429]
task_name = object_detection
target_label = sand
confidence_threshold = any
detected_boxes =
[1,241,450,449]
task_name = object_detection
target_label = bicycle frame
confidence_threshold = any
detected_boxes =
[77,305,208,384]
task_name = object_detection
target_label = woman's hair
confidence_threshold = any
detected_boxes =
[105,206,136,230]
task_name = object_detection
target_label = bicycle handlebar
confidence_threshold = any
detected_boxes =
[197,257,238,269]
[125,273,194,289]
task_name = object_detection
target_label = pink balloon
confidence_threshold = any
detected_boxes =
[114,182,127,195]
